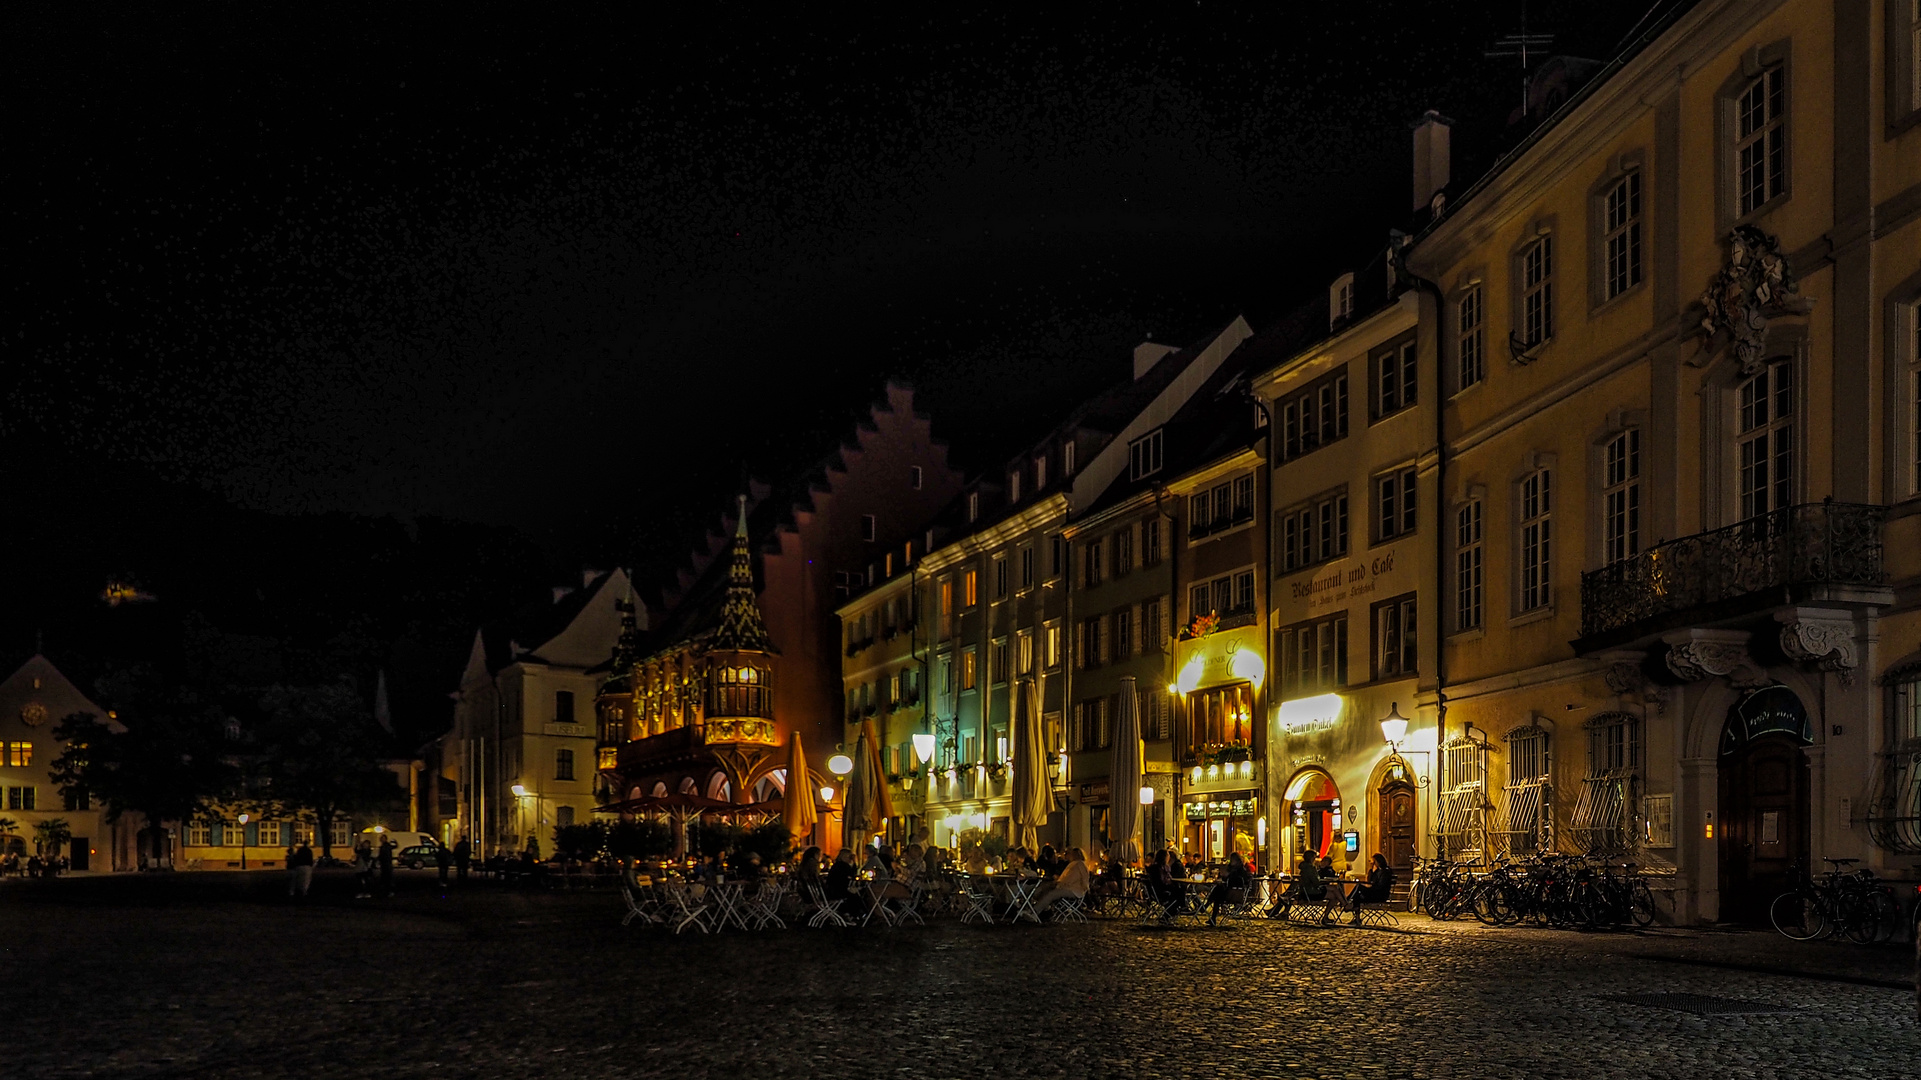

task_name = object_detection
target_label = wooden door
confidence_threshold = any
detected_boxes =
[1377,783,1417,875]
[1717,733,1808,923]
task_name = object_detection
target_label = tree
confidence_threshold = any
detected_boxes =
[33,818,73,858]
[254,681,404,860]
[52,667,241,870]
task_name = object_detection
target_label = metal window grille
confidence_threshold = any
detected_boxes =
[1866,672,1921,853]
[1501,726,1551,855]
[1574,711,1638,854]
[1438,736,1492,862]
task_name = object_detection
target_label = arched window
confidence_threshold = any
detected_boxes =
[704,773,731,802]
[650,781,668,798]
[677,777,697,795]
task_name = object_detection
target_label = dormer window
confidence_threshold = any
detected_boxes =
[1063,441,1077,476]
[1330,272,1355,329]
[1034,455,1048,490]
[1128,428,1163,480]
[967,492,980,522]
[1009,469,1022,502]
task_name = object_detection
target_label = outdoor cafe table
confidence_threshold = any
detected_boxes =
[700,881,754,931]
[984,873,1043,924]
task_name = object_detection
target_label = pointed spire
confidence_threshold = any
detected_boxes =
[711,493,772,652]
[612,578,643,672]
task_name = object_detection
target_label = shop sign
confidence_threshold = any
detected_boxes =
[1719,684,1813,756]
[1277,693,1343,736]
[1184,797,1256,821]
[1290,548,1404,611]
[1079,778,1110,804]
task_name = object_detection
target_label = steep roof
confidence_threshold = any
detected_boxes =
[466,568,629,680]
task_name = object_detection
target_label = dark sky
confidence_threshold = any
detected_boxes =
[9,2,1655,566]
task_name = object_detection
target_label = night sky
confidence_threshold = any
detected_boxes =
[7,4,1654,721]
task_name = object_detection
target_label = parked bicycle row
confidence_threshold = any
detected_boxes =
[1410,854,1662,931]
[1769,858,1914,945]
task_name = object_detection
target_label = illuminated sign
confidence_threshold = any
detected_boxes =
[1277,693,1343,735]
[1184,798,1256,821]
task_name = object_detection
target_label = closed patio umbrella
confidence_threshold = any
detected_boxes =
[1012,677,1052,853]
[845,721,895,850]
[782,731,817,844]
[1108,675,1142,865]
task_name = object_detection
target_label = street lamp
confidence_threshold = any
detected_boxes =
[911,733,936,767]
[1379,702,1410,748]
[827,753,853,778]
[510,785,530,853]
[237,813,250,871]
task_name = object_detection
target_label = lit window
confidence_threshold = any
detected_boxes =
[3,742,29,767]
[1456,285,1484,390]
[963,569,979,607]
[1602,172,1642,299]
[961,649,977,691]
[188,821,212,847]
[257,820,282,848]
[1276,614,1347,698]
[1519,467,1553,612]
[1043,624,1062,669]
[1735,65,1787,215]
[1603,428,1641,564]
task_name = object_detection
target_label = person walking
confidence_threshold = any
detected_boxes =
[377,835,396,897]
[353,840,375,899]
[453,835,471,883]
[287,842,315,899]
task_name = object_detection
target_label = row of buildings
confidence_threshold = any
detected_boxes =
[410,0,1921,925]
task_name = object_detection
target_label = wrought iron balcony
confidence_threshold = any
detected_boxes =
[1578,500,1886,643]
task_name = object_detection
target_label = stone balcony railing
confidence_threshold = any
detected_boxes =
[1577,500,1886,644]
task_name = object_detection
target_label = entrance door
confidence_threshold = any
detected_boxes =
[1376,782,1416,876]
[70,838,89,872]
[1717,733,1808,923]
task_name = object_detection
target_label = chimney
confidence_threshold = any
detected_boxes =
[1133,340,1176,380]
[1411,109,1453,213]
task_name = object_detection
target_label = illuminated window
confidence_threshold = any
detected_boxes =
[257,820,282,848]
[188,821,212,847]
[963,569,978,607]
[960,649,978,691]
[1017,631,1034,675]
[1043,623,1062,670]
[330,819,351,848]
[3,741,30,767]
[1187,683,1255,756]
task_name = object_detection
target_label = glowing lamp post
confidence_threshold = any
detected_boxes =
[911,733,936,768]
[237,813,250,870]
[1379,703,1410,748]
[827,753,854,778]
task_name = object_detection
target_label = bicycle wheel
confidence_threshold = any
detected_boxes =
[1866,887,1900,943]
[1769,891,1825,941]
[1473,881,1506,925]
[1629,881,1656,927]
[1839,892,1879,944]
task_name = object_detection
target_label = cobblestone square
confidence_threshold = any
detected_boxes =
[4,872,1915,1080]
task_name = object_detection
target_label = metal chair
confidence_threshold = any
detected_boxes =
[959,875,998,924]
[800,883,850,928]
[661,881,712,934]
[746,881,786,929]
[620,884,663,927]
[1048,894,1088,923]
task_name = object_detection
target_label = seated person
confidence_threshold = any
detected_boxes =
[824,848,862,912]
[1033,847,1091,915]
[962,844,990,876]
[1145,851,1180,922]
[1205,852,1255,925]
[1346,853,1395,921]
[1267,854,1322,918]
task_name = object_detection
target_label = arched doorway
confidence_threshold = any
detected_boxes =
[1282,768,1342,873]
[1717,685,1813,923]
[1375,764,1418,880]
[751,769,786,803]
[704,772,732,802]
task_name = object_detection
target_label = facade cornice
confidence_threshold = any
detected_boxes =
[1165,445,1264,496]
[1409,0,1781,275]
[1446,318,1681,460]
[1063,486,1157,537]
[919,494,1069,574]
[1251,293,1418,395]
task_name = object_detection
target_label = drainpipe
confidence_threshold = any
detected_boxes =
[1151,484,1180,859]
[1404,261,1449,858]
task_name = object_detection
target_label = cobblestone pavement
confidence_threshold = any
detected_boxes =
[3,872,1915,1080]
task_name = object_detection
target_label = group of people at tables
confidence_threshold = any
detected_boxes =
[766,837,1395,927]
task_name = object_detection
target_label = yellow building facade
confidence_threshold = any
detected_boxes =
[1403,0,1921,923]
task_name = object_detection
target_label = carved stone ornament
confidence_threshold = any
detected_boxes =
[1604,661,1667,714]
[19,701,47,727]
[1666,640,1758,684]
[1777,615,1858,683]
[1697,225,1799,376]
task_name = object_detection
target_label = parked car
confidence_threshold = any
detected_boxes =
[397,844,443,870]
